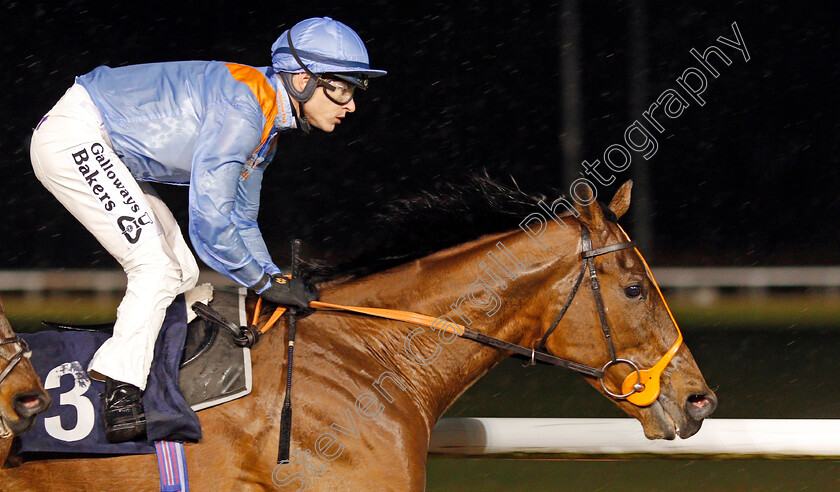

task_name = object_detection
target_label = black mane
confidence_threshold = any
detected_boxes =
[300,174,555,283]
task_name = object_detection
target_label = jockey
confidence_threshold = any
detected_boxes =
[29,17,386,443]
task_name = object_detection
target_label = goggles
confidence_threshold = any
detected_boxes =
[319,77,356,105]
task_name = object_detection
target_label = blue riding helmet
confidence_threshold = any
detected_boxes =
[272,17,386,133]
[271,17,386,91]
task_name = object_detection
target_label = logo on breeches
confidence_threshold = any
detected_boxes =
[117,213,154,244]
[69,142,161,248]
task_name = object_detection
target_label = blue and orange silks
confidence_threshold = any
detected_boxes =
[77,61,296,288]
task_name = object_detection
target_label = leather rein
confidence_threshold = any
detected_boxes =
[196,222,683,407]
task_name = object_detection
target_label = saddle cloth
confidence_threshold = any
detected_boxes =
[18,286,252,456]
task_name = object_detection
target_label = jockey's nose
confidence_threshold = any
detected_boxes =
[13,390,51,418]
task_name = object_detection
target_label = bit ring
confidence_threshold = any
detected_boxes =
[599,358,643,399]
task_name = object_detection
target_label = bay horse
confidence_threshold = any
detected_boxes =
[0,297,51,463]
[0,181,716,490]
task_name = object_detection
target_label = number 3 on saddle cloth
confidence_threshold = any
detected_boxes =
[18,288,253,456]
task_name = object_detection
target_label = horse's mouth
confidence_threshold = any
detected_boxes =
[639,393,712,440]
[0,414,37,438]
[638,400,678,440]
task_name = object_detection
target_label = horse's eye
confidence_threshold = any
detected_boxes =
[624,284,645,299]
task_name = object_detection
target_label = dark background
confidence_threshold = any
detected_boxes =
[1,1,838,270]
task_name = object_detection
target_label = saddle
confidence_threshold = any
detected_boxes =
[18,285,253,456]
[42,285,252,411]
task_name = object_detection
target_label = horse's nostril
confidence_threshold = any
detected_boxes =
[688,394,708,408]
[686,393,717,419]
[13,392,49,418]
[19,395,41,409]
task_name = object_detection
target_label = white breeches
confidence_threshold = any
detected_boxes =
[29,84,198,390]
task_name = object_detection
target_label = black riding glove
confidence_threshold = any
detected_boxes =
[255,274,318,314]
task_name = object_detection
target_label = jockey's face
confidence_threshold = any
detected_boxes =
[293,73,356,133]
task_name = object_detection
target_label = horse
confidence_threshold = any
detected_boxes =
[0,297,51,464]
[0,181,716,490]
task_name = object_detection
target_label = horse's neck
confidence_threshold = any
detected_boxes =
[310,228,573,428]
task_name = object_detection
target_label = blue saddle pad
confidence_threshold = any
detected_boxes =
[18,294,201,455]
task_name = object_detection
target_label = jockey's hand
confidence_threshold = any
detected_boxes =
[256,274,318,316]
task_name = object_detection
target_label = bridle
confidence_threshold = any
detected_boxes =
[0,333,32,438]
[536,222,684,406]
[0,335,30,385]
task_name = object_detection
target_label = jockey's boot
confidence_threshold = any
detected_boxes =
[102,377,146,443]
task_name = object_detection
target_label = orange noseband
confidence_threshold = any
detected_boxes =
[614,226,683,406]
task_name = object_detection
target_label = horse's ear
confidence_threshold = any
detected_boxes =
[573,182,607,231]
[608,180,633,220]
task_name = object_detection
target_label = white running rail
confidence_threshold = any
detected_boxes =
[429,418,840,458]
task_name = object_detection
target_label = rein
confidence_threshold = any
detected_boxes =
[244,299,604,378]
[305,301,604,378]
[197,223,684,410]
